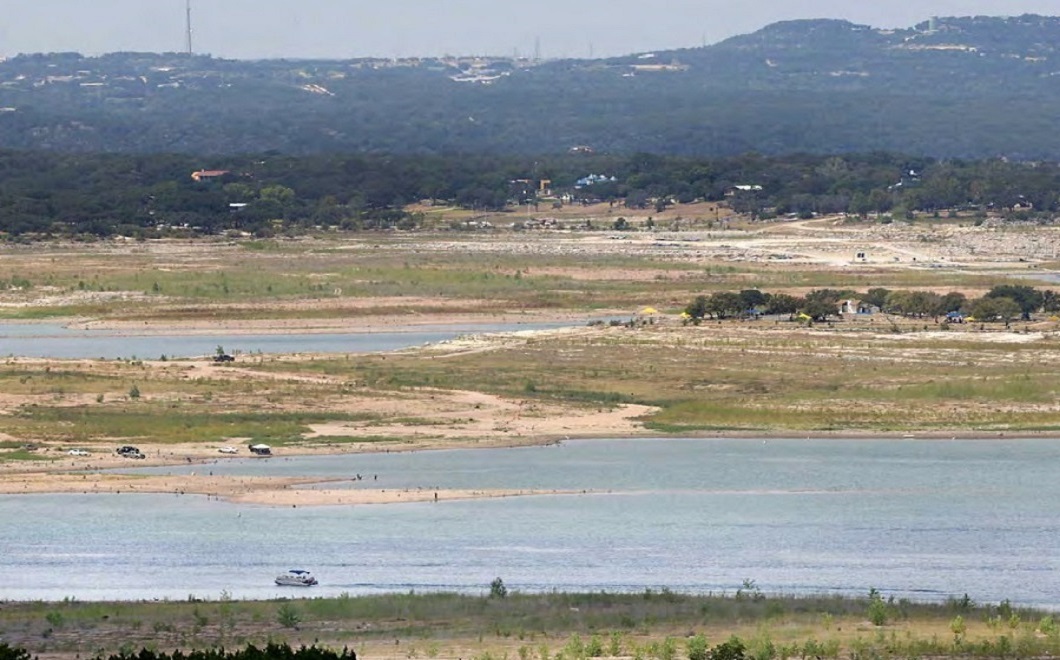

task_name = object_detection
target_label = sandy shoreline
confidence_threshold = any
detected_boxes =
[3,424,1057,507]
[63,309,623,336]
[0,469,585,507]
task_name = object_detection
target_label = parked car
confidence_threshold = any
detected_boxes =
[213,353,235,363]
[67,449,91,456]
[116,445,145,459]
[218,446,239,454]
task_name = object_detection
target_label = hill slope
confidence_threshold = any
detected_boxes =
[2,15,1060,157]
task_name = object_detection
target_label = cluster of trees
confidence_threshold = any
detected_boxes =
[685,285,1059,324]
[3,150,1060,239]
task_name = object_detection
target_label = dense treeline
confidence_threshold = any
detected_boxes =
[2,150,1060,238]
[685,285,1058,324]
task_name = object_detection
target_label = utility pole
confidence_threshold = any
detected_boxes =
[185,0,194,55]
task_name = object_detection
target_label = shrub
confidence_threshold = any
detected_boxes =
[950,615,966,646]
[867,589,888,626]
[44,610,64,629]
[586,635,604,658]
[277,602,302,628]
[0,644,32,660]
[709,637,746,660]
[489,577,508,599]
[1040,615,1057,636]
[687,634,709,660]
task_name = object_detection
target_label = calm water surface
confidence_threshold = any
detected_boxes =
[0,321,576,359]
[3,438,1059,606]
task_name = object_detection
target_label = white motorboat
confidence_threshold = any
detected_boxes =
[275,569,318,587]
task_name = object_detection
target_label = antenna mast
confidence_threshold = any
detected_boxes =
[185,0,194,55]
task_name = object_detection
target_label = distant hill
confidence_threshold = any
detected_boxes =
[3,15,1060,157]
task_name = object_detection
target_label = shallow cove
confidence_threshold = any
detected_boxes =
[0,320,575,359]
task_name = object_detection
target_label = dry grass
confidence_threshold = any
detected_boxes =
[0,591,1054,660]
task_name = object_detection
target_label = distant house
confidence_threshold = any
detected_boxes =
[191,169,230,182]
[841,299,878,315]
[888,169,921,190]
[575,174,616,188]
[726,184,764,196]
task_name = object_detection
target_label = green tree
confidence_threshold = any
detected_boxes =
[685,295,709,323]
[985,284,1043,320]
[907,290,943,319]
[801,299,838,321]
[849,191,873,217]
[738,289,768,312]
[765,294,800,316]
[863,287,891,309]
[940,291,968,313]
[1042,290,1060,313]
[260,184,297,206]
[707,292,743,319]
[971,296,1021,323]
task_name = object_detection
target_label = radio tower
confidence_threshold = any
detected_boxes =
[185,0,194,55]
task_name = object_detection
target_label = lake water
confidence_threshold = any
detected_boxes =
[0,321,577,359]
[3,437,1060,607]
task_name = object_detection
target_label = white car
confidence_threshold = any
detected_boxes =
[68,449,91,456]
[218,446,239,454]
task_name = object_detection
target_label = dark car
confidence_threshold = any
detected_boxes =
[117,445,145,459]
[213,353,235,363]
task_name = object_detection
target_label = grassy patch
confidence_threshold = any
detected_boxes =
[0,236,1018,323]
[237,322,1060,433]
[1,591,1057,660]
[0,449,52,462]
[9,407,360,445]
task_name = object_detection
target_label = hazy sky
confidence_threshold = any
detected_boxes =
[3,1,1059,60]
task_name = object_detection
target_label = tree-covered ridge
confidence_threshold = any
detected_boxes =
[2,150,1060,238]
[3,16,1060,157]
